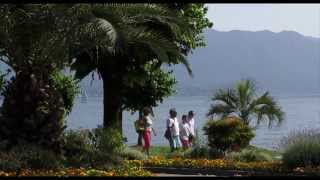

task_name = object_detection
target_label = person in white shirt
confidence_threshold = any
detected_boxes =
[166,108,181,151]
[180,115,191,149]
[187,110,195,145]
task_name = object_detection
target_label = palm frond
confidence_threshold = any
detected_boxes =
[207,103,235,119]
[212,89,238,109]
[251,92,284,127]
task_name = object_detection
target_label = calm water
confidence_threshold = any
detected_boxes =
[67,95,320,150]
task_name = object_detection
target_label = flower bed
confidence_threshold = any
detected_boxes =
[0,162,152,177]
[127,156,283,172]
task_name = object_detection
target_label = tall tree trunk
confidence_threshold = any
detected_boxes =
[137,110,143,146]
[99,68,123,134]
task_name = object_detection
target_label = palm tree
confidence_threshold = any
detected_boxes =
[207,80,284,127]
[69,4,193,131]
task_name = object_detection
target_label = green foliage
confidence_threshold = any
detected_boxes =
[226,149,273,162]
[189,146,210,159]
[0,73,66,153]
[203,116,255,153]
[0,151,22,171]
[282,139,320,168]
[10,144,64,170]
[120,147,147,160]
[62,128,124,169]
[62,129,93,167]
[0,4,74,70]
[165,4,213,54]
[207,79,284,127]
[122,63,177,112]
[92,128,124,155]
[281,129,320,168]
[0,4,76,153]
[0,72,6,94]
[0,144,63,171]
[51,71,80,115]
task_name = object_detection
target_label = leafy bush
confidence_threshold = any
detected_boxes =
[189,146,209,158]
[10,144,64,170]
[62,128,124,169]
[203,116,255,153]
[0,73,67,153]
[280,129,320,168]
[62,129,93,167]
[51,71,80,115]
[89,128,124,169]
[172,130,222,159]
[0,151,21,171]
[0,72,6,94]
[91,128,124,154]
[226,149,273,162]
[120,147,147,160]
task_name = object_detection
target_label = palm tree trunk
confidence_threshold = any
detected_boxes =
[137,110,144,146]
[99,68,123,134]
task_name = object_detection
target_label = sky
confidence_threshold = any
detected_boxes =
[206,4,320,38]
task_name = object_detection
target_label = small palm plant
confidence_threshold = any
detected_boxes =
[207,79,284,127]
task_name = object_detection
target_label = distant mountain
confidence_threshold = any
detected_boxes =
[173,29,320,96]
[2,29,320,97]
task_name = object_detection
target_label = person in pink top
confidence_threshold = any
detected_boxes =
[142,107,156,156]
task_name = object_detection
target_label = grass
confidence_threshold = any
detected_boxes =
[129,145,282,160]
[129,145,172,157]
[245,145,282,160]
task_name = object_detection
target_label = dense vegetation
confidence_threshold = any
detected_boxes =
[1,3,319,177]
[0,3,213,175]
[203,116,255,154]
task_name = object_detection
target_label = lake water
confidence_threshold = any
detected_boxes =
[67,95,320,150]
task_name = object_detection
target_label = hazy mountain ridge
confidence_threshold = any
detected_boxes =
[1,29,320,97]
[173,29,320,96]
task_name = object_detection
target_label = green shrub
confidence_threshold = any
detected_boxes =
[189,145,209,159]
[62,129,93,167]
[226,149,273,162]
[91,128,124,154]
[10,144,64,170]
[177,130,223,159]
[0,72,6,94]
[120,147,147,160]
[51,71,80,115]
[0,73,67,153]
[89,128,124,169]
[0,151,21,171]
[203,116,255,153]
[282,139,320,168]
[62,128,124,169]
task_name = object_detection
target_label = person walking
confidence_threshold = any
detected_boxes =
[165,108,177,152]
[164,109,174,152]
[166,108,181,151]
[142,107,156,156]
[134,117,145,146]
[187,110,196,146]
[180,115,191,150]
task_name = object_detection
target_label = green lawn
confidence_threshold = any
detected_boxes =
[245,145,282,159]
[130,145,172,156]
[129,145,282,160]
